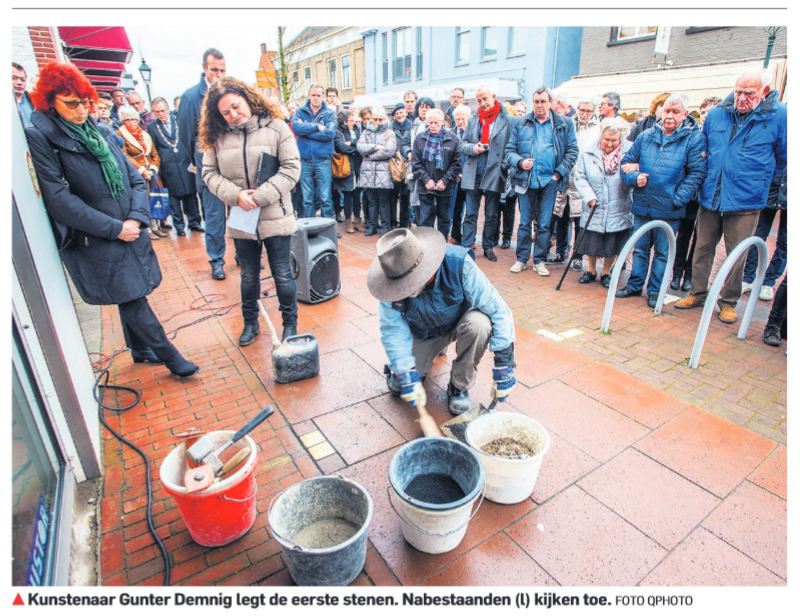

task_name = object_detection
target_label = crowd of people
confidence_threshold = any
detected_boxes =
[15,50,787,363]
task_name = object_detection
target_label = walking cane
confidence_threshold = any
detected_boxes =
[556,204,597,291]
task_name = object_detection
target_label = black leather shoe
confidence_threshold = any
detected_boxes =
[281,324,298,341]
[578,271,597,284]
[763,324,782,347]
[600,274,612,288]
[615,286,642,298]
[164,353,199,378]
[447,382,472,416]
[484,249,497,262]
[188,224,205,233]
[647,294,659,309]
[500,239,511,250]
[681,276,692,292]
[211,264,226,280]
[670,273,682,291]
[239,322,260,347]
[176,228,186,237]
[131,348,164,364]
[364,228,377,237]
[336,213,345,223]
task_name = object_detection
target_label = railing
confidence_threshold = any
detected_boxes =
[688,237,768,369]
[601,220,676,333]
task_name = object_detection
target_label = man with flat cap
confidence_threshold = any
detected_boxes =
[367,227,517,415]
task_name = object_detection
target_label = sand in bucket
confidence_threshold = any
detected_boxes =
[480,425,546,458]
[292,519,360,549]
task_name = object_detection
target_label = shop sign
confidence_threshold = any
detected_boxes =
[25,495,52,586]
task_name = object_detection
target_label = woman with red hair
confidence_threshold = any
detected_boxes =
[24,62,198,378]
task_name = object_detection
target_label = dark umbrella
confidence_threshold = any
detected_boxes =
[556,204,598,291]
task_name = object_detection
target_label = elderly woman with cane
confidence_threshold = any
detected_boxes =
[25,62,198,377]
[571,117,634,288]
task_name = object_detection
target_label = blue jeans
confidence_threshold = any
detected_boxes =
[419,192,452,239]
[627,215,680,296]
[300,159,334,218]
[516,179,558,264]
[195,150,227,266]
[462,189,500,252]
[743,208,786,287]
[233,235,298,328]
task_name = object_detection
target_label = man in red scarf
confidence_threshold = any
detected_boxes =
[458,84,514,262]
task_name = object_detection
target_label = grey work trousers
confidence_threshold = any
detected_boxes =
[690,206,760,308]
[412,309,492,391]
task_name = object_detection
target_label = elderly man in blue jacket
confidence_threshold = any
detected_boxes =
[615,93,707,309]
[675,67,787,324]
[292,83,338,219]
[368,228,516,416]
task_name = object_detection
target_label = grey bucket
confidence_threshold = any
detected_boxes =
[388,438,485,553]
[267,475,373,586]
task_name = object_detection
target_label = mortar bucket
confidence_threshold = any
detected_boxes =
[388,438,485,554]
[466,411,551,504]
[160,431,257,547]
[268,475,373,586]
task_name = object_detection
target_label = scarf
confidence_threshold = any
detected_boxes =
[478,100,501,144]
[126,121,148,152]
[600,142,623,175]
[58,117,124,197]
[423,129,445,170]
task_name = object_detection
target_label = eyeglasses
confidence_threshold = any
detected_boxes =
[123,118,139,123]
[599,101,613,107]
[532,99,550,105]
[56,97,92,110]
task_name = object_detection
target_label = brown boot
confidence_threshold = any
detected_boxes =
[345,219,355,234]
[674,295,704,309]
[151,220,168,237]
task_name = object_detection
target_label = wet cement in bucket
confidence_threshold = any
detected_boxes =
[480,426,545,458]
[292,518,360,549]
[404,473,466,505]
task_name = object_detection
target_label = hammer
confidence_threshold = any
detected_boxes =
[186,406,274,474]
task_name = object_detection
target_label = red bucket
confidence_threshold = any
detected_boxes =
[160,431,257,547]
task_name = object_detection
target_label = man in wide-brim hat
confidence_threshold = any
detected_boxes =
[367,227,517,415]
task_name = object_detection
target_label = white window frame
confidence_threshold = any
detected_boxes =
[616,26,657,41]
[327,58,337,90]
[341,54,351,90]
[481,26,497,61]
[508,27,526,57]
[303,66,311,95]
[292,71,300,99]
[456,26,470,65]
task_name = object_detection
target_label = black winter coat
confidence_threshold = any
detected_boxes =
[25,111,161,306]
[410,129,462,197]
[628,114,656,143]
[333,123,361,192]
[147,117,196,196]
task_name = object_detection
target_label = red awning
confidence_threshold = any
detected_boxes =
[59,27,134,64]
[71,60,126,79]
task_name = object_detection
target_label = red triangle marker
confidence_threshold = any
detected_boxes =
[13,593,24,606]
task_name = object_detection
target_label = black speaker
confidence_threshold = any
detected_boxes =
[291,218,341,304]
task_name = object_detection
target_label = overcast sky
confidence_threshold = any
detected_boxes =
[124,26,302,106]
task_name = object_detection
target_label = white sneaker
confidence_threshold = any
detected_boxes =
[741,281,753,295]
[510,261,526,273]
[533,262,550,276]
[759,285,774,301]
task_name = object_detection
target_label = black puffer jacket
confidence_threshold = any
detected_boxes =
[333,123,361,192]
[25,110,160,305]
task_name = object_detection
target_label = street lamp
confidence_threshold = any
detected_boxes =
[138,58,153,105]
[763,27,783,68]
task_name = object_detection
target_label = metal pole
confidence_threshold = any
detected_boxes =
[763,27,782,68]
[600,220,676,333]
[688,237,768,369]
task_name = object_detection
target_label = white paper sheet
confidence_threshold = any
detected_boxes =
[227,205,260,234]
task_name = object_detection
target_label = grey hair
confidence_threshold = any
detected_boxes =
[453,103,472,118]
[602,92,621,110]
[735,65,773,89]
[371,106,387,120]
[117,105,139,121]
[599,116,630,138]
[476,83,496,97]
[533,85,552,101]
[577,92,597,107]
[125,90,142,102]
[425,108,445,121]
[551,88,571,107]
[664,92,690,112]
[308,82,325,94]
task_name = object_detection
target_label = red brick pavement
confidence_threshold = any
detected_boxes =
[96,216,785,587]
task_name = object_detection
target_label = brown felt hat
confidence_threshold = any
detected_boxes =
[367,227,447,302]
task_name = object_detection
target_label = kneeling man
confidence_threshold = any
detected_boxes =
[367,228,516,415]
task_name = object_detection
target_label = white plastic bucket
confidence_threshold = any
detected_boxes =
[388,438,485,554]
[466,411,551,504]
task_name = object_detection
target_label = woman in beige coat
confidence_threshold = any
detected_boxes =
[200,77,302,346]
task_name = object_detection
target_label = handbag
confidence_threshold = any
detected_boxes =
[389,149,408,183]
[331,152,351,178]
[148,175,170,220]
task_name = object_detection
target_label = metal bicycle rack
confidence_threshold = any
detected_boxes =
[601,220,677,334]
[688,236,768,369]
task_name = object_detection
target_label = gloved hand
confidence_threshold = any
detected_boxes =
[490,366,516,402]
[398,369,427,408]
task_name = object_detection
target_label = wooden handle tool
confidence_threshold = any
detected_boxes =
[218,447,251,478]
[258,299,282,346]
[416,403,443,438]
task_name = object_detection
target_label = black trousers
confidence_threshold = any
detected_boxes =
[390,182,411,228]
[119,297,178,360]
[497,193,517,243]
[291,185,304,217]
[766,275,787,336]
[450,187,467,243]
[168,193,201,230]
[364,188,391,234]
[419,192,452,240]
[673,217,697,279]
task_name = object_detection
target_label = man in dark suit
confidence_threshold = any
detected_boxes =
[148,97,201,236]
[177,48,227,280]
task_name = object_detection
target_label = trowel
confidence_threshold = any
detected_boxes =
[440,399,499,444]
